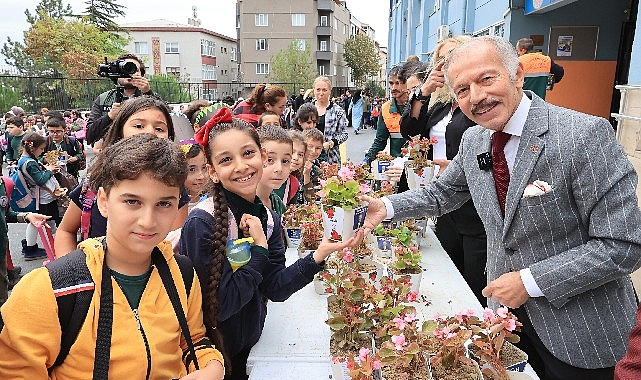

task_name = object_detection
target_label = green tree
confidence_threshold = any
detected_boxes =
[268,40,316,94]
[82,0,127,32]
[2,0,73,74]
[364,80,385,98]
[343,34,379,87]
[148,74,193,103]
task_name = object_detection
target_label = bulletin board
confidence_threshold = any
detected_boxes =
[548,26,599,61]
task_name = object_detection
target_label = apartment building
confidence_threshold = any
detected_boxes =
[237,0,352,93]
[120,19,239,100]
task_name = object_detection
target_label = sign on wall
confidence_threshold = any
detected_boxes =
[548,26,599,61]
[525,0,580,15]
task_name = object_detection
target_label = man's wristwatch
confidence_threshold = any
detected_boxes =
[412,86,430,103]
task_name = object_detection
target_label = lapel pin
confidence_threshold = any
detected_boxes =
[530,145,538,153]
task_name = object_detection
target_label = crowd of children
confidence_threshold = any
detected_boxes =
[0,87,360,378]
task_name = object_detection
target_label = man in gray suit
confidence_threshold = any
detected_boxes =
[359,36,641,379]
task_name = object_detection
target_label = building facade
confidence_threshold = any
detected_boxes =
[121,19,239,100]
[388,0,638,119]
[236,0,352,93]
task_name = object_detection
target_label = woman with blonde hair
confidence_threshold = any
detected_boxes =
[399,35,488,307]
[312,76,348,165]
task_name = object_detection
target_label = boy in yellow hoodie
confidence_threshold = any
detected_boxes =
[0,133,224,379]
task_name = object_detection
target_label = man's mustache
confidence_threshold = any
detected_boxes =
[471,98,501,114]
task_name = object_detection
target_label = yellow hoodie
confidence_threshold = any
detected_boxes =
[0,239,223,379]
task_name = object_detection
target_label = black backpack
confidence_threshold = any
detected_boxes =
[46,248,198,376]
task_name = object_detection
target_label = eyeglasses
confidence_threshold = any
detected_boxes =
[49,130,65,135]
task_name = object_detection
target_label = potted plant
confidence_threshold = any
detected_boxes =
[318,165,370,241]
[341,347,383,380]
[371,151,395,180]
[372,224,395,259]
[389,244,423,292]
[282,203,321,248]
[469,307,527,379]
[403,136,437,190]
[423,312,484,380]
[298,220,323,258]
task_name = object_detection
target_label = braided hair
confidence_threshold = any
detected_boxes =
[201,116,260,374]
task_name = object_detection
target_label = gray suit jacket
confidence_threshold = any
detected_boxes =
[389,92,641,368]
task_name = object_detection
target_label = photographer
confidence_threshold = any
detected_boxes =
[86,53,159,145]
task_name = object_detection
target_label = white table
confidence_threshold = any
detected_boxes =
[247,227,539,379]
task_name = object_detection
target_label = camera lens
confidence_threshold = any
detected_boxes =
[119,61,138,75]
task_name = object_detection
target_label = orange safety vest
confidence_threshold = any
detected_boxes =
[519,53,551,76]
[381,100,401,133]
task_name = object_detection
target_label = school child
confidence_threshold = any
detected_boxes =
[5,116,26,165]
[302,128,324,188]
[274,130,306,205]
[255,126,292,215]
[18,132,63,260]
[180,107,359,380]
[292,103,318,131]
[0,133,225,378]
[180,140,209,212]
[257,111,280,127]
[55,97,186,257]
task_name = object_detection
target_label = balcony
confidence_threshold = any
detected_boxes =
[316,50,332,61]
[317,0,335,12]
[316,26,332,36]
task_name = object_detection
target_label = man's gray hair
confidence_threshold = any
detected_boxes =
[444,36,520,92]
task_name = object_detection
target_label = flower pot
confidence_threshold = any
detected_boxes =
[314,272,328,295]
[285,227,302,248]
[501,341,528,372]
[298,249,316,259]
[391,268,423,293]
[406,163,435,190]
[371,159,392,180]
[322,204,368,242]
[507,371,534,380]
[428,355,483,380]
[352,257,385,285]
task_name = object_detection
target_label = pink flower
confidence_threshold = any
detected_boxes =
[342,249,354,263]
[407,291,418,302]
[359,183,371,194]
[483,308,496,322]
[430,136,438,144]
[461,308,476,317]
[346,361,355,370]
[319,179,327,187]
[358,347,370,362]
[404,312,416,322]
[496,306,508,319]
[391,334,407,350]
[372,360,382,370]
[505,318,517,332]
[393,317,407,330]
[317,190,327,198]
[338,167,355,181]
[331,356,341,364]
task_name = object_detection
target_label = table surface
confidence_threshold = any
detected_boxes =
[246,227,539,379]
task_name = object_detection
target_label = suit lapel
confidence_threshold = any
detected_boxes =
[502,97,549,236]
[471,128,504,223]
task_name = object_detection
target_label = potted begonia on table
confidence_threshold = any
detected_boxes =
[404,136,437,190]
[371,151,395,180]
[389,243,423,293]
[318,165,370,241]
[282,202,321,248]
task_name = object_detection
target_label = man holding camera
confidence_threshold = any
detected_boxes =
[86,53,159,145]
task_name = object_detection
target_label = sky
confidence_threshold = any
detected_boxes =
[0,0,390,65]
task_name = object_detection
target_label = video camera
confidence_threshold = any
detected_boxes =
[97,57,138,80]
[97,57,139,103]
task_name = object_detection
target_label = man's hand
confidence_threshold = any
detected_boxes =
[432,159,450,175]
[313,231,363,263]
[131,74,151,94]
[384,166,403,182]
[107,102,121,120]
[25,213,51,227]
[358,195,388,237]
[482,272,530,309]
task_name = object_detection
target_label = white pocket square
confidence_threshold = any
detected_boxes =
[522,180,552,199]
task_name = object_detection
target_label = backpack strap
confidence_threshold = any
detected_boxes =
[1,177,13,212]
[93,254,113,380]
[152,249,200,371]
[47,249,95,372]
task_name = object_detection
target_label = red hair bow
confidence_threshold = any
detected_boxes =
[194,106,233,148]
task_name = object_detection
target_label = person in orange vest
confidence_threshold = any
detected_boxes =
[516,38,564,99]
[364,65,409,164]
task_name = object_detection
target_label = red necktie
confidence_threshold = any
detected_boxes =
[492,131,511,216]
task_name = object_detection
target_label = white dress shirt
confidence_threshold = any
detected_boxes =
[383,92,544,298]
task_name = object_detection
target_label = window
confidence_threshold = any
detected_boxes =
[255,13,268,26]
[256,63,269,75]
[320,15,328,26]
[202,64,217,80]
[320,40,328,52]
[230,47,237,61]
[165,42,179,53]
[256,38,268,51]
[433,0,441,13]
[493,24,505,37]
[294,39,306,51]
[292,14,305,26]
[134,42,148,55]
[201,39,215,57]
[166,67,180,77]
[319,65,325,76]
